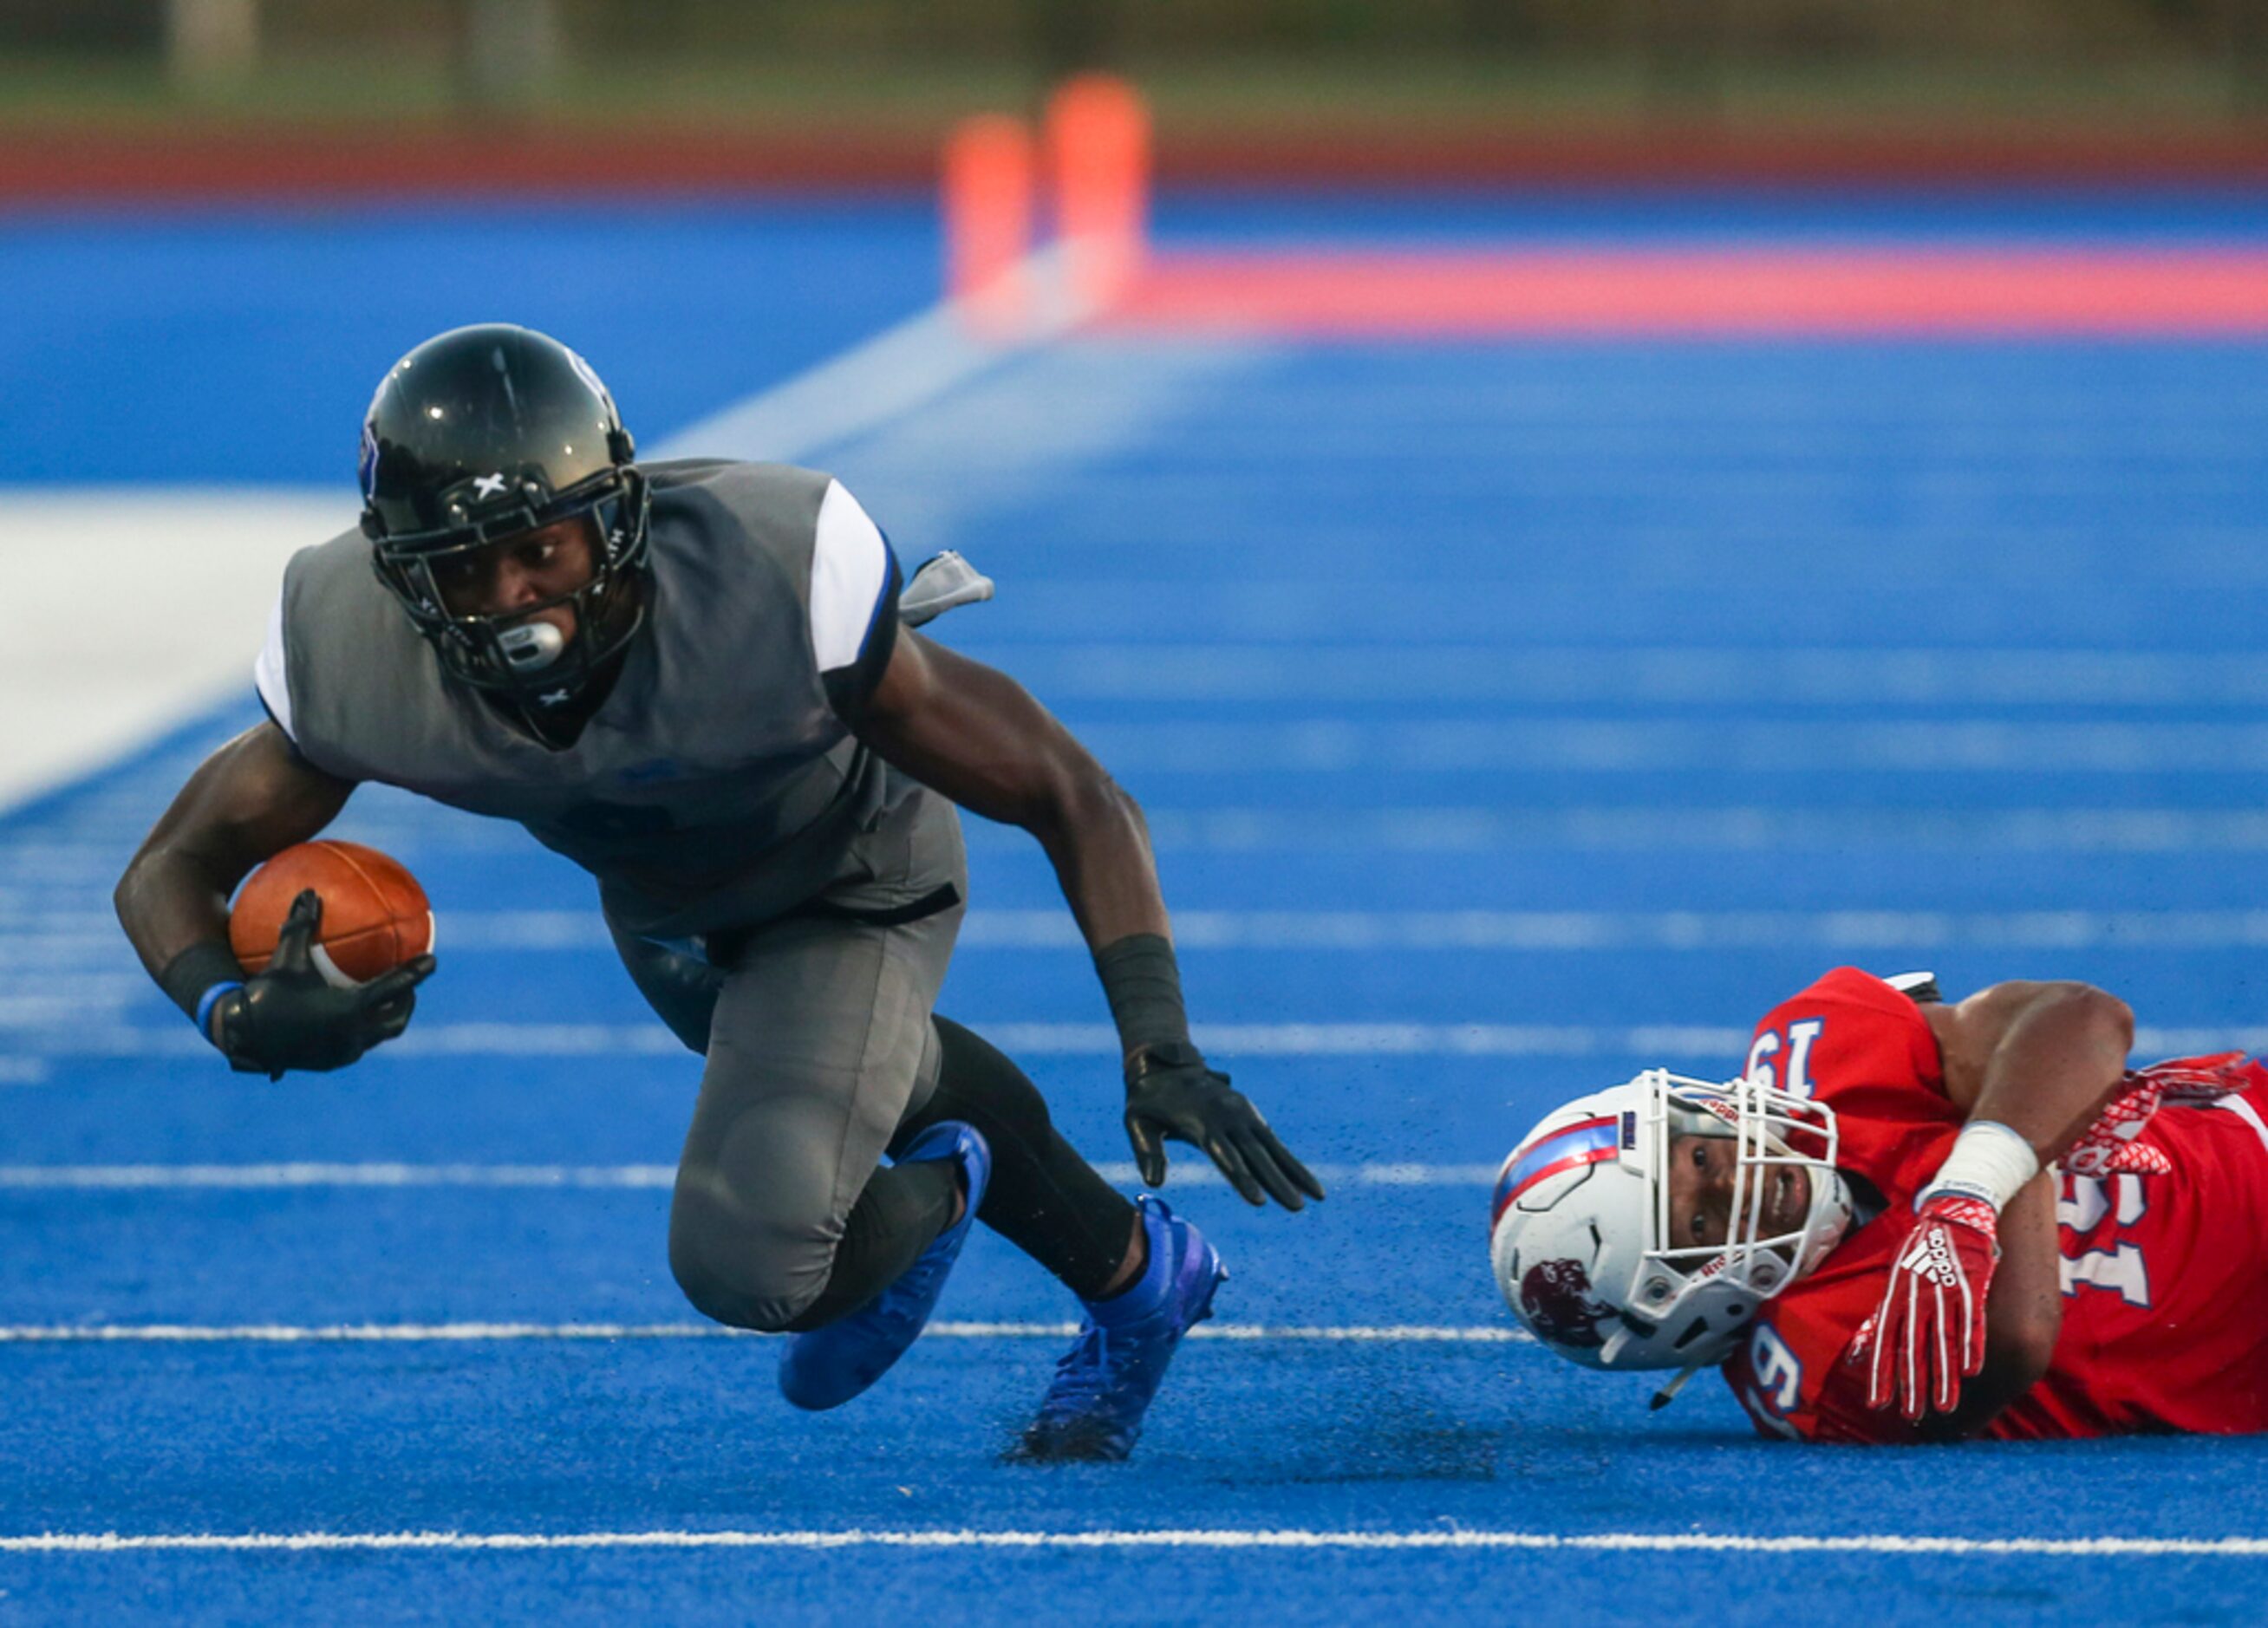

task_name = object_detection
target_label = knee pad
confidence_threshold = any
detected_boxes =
[667,1195,829,1333]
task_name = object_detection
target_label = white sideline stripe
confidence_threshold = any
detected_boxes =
[0,1321,1523,1347]
[4,1021,2261,1058]
[0,1527,2261,1558]
[0,490,354,816]
[0,1161,1498,1191]
[655,247,1079,466]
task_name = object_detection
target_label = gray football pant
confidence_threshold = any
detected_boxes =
[610,785,1142,1331]
[614,861,964,1333]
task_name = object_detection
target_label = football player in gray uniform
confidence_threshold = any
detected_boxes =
[114,322,1324,1462]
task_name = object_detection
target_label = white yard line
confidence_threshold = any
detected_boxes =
[0,1160,1496,1190]
[0,1021,1752,1059]
[29,906,2268,956]
[1052,718,2268,776]
[0,1320,1522,1346]
[6,1019,2259,1060]
[959,908,2268,954]
[0,1527,2260,1557]
[1112,806,2268,854]
[942,643,2268,707]
[14,806,2268,862]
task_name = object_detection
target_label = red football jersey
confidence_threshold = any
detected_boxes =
[1719,967,2268,1442]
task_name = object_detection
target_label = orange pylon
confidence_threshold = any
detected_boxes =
[942,114,1037,340]
[1046,74,1150,312]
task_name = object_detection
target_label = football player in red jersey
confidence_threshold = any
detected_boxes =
[1490,967,2268,1442]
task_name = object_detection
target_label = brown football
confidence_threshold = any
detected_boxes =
[228,840,434,987]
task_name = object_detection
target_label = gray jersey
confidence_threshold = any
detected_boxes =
[256,459,923,940]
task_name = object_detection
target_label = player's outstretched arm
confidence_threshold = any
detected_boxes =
[115,722,430,1077]
[848,630,1325,1211]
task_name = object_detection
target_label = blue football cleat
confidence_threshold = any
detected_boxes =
[777,1121,991,1412]
[1010,1195,1226,1462]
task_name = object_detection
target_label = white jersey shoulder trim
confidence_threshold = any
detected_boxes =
[807,479,892,674]
[253,588,297,742]
[2217,1093,2268,1158]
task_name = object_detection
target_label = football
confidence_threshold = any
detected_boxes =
[228,840,435,987]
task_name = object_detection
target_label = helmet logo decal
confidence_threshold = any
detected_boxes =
[1492,1113,1620,1223]
[472,472,509,499]
[1520,1260,1612,1350]
[357,423,380,501]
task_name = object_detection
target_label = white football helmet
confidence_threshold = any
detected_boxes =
[1489,1069,1853,1373]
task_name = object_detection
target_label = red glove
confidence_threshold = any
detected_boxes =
[1866,1193,1998,1421]
[2065,1053,2262,1178]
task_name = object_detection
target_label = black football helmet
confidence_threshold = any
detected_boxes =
[359,323,651,706]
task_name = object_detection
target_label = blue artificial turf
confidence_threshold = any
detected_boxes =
[4,193,2268,1622]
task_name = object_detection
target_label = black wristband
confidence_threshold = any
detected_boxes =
[1093,933,1190,1058]
[157,940,248,1024]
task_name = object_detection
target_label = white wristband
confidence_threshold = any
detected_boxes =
[1918,1120,2038,1214]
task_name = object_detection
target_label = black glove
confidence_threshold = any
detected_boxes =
[1123,1040,1326,1210]
[211,890,434,1079]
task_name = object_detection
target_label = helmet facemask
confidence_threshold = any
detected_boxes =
[1602,1069,1851,1369]
[1492,1067,1854,1383]
[368,461,652,711]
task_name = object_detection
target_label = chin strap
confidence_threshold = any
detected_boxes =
[1650,1364,1705,1411]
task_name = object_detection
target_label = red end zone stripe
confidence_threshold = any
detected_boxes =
[1110,248,2268,336]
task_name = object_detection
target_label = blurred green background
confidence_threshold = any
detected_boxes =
[5,1,2267,165]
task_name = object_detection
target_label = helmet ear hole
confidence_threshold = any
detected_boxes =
[1672,1316,1712,1351]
